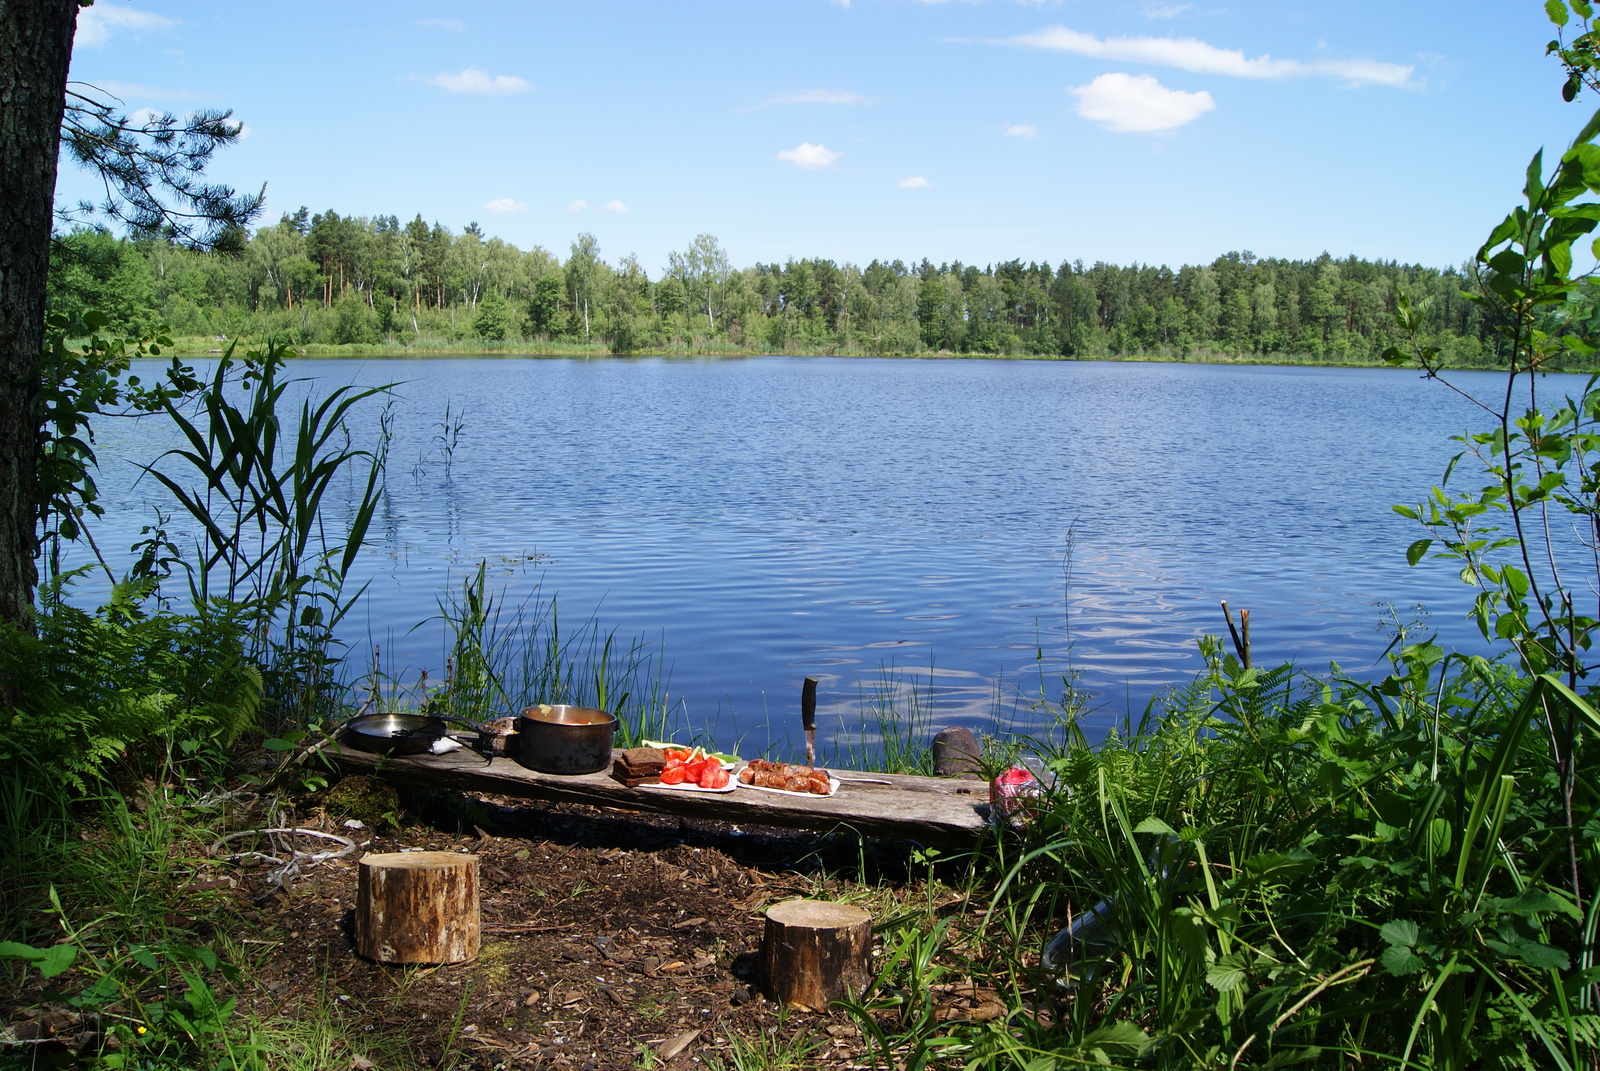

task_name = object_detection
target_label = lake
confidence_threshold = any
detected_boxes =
[70,355,1547,753]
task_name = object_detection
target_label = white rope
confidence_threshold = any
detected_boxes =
[209,827,359,888]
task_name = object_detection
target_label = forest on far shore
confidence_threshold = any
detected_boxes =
[47,207,1518,363]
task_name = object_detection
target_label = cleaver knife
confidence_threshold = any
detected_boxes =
[802,676,818,766]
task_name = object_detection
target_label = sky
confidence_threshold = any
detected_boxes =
[57,0,1594,276]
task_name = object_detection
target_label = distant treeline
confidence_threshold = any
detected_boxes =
[47,207,1504,363]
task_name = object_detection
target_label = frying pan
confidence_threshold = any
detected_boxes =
[341,712,488,756]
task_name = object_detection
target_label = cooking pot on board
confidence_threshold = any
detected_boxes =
[514,704,617,774]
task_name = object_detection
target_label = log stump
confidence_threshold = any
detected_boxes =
[356,851,479,964]
[759,899,872,1011]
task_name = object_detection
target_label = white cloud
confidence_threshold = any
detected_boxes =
[897,176,931,189]
[1003,122,1038,138]
[1001,25,1413,87]
[599,200,629,213]
[417,18,466,32]
[567,200,588,212]
[1070,72,1214,133]
[484,198,526,214]
[1142,3,1191,18]
[742,88,879,111]
[74,6,178,49]
[776,142,841,169]
[426,67,532,95]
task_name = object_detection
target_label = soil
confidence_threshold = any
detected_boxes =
[5,772,979,1070]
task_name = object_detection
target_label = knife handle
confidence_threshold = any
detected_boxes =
[801,676,818,731]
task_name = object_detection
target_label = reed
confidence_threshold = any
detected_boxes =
[363,562,682,747]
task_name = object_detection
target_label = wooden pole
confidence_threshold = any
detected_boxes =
[356,851,479,964]
[760,899,872,1011]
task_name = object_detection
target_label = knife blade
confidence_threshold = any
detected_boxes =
[802,676,818,767]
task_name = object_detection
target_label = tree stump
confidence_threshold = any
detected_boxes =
[759,899,872,1011]
[356,851,479,964]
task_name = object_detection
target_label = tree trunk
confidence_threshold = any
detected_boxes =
[0,0,78,635]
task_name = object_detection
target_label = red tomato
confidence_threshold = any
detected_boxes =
[703,765,730,790]
[660,765,686,785]
[684,757,709,781]
[664,747,691,762]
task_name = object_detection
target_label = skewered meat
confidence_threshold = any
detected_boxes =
[738,760,832,795]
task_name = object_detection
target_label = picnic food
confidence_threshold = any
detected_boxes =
[631,746,731,790]
[611,746,667,787]
[738,759,832,795]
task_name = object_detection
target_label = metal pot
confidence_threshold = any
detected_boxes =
[514,704,617,774]
[342,712,484,756]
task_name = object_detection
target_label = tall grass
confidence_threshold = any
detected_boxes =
[364,562,681,746]
[846,637,1597,1069]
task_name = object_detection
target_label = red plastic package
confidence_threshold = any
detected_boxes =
[990,764,1044,828]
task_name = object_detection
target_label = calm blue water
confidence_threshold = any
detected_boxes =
[67,356,1550,749]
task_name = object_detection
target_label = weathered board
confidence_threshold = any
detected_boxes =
[326,739,991,843]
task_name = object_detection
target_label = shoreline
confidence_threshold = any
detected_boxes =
[163,341,1529,372]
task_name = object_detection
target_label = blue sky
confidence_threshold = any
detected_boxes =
[60,1,1588,274]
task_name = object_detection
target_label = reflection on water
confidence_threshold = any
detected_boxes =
[69,355,1553,748]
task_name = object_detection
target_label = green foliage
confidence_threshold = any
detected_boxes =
[471,287,511,340]
[0,580,260,814]
[35,309,202,589]
[1548,0,1600,101]
[867,643,1595,1069]
[139,341,388,723]
[50,217,1503,362]
[48,229,162,336]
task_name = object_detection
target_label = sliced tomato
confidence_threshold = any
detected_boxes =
[663,747,692,762]
[659,765,687,785]
[702,765,730,790]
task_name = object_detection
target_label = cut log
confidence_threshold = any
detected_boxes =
[760,899,872,1011]
[356,851,479,964]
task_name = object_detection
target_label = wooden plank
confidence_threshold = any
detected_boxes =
[326,741,990,843]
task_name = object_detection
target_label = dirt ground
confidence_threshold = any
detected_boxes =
[5,770,990,1070]
[258,782,898,1069]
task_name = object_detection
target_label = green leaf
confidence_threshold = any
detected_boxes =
[0,941,78,979]
[1488,249,1528,278]
[1550,0,1571,27]
[1406,538,1432,566]
[1206,955,1249,993]
[35,944,76,979]
[1517,940,1572,970]
[1133,816,1177,835]
[1082,1021,1153,1055]
[1382,944,1426,975]
[1428,817,1453,858]
[262,736,297,751]
[1380,919,1419,948]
